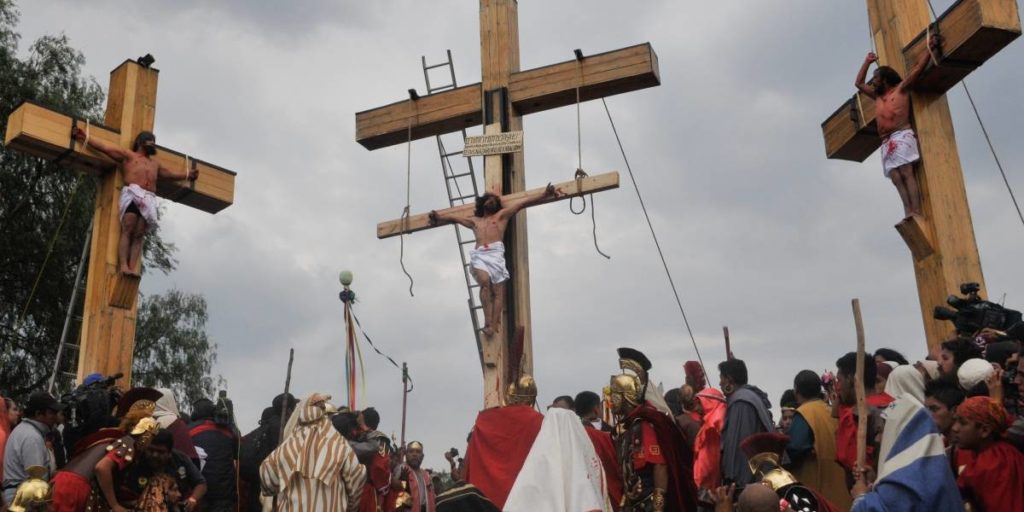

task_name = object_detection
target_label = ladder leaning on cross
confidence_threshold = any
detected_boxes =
[356,0,661,408]
[4,56,238,387]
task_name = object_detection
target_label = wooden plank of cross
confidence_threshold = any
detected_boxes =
[819,0,1020,355]
[356,0,659,407]
[3,58,237,386]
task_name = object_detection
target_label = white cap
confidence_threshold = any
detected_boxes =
[957,358,995,391]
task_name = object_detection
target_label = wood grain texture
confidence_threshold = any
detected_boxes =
[355,43,659,150]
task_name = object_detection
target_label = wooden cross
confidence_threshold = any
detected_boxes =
[821,0,1020,355]
[356,0,660,407]
[4,58,236,386]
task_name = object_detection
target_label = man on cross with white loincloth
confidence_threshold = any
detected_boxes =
[853,34,940,218]
[429,184,557,336]
[73,128,198,276]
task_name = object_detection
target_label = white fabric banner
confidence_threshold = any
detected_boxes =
[503,408,609,512]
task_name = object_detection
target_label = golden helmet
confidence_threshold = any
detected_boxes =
[609,347,652,414]
[9,466,50,512]
[505,374,537,407]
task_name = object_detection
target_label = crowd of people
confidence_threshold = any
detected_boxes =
[0,332,1022,511]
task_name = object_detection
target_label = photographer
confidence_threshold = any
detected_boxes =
[189,398,238,512]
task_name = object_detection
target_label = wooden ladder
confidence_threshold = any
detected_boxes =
[421,51,488,366]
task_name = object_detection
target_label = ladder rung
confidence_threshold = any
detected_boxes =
[430,84,455,93]
[448,171,473,179]
[62,343,80,350]
[460,239,477,246]
[453,194,476,202]
[424,62,451,70]
[442,150,464,157]
[470,304,484,311]
[62,371,76,378]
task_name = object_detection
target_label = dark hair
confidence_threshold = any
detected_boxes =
[663,388,683,416]
[875,66,902,87]
[361,407,380,430]
[132,131,155,152]
[151,429,175,450]
[793,370,824,400]
[873,348,909,366]
[573,391,602,417]
[191,399,215,421]
[474,193,502,217]
[924,380,965,409]
[331,411,360,440]
[779,389,797,409]
[941,338,983,368]
[718,359,749,386]
[985,341,1020,368]
[259,407,277,425]
[836,352,876,390]
[552,395,574,408]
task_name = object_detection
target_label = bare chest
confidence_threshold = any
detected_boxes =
[122,157,159,189]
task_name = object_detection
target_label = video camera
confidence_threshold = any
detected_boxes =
[933,283,1023,338]
[60,373,124,450]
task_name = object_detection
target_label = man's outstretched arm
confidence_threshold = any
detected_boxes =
[429,210,475,229]
[73,127,132,163]
[900,34,941,92]
[855,52,878,98]
[500,183,558,218]
[158,161,198,182]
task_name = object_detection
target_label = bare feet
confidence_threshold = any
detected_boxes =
[481,326,495,337]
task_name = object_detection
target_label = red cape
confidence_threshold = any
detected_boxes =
[463,405,543,509]
[624,403,698,512]
[584,424,623,511]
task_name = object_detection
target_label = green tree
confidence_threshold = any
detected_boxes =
[133,289,222,408]
[0,0,212,399]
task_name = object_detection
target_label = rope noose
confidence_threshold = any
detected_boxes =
[569,54,610,259]
[399,111,416,297]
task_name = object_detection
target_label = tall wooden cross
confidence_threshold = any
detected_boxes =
[356,0,660,407]
[4,58,237,386]
[821,0,1019,355]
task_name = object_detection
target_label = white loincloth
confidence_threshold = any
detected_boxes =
[470,241,510,284]
[504,408,608,512]
[118,183,159,229]
[880,128,921,178]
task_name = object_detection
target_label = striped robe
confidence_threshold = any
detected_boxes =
[260,398,366,511]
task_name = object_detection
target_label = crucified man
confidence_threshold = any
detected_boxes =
[854,34,940,218]
[429,184,558,336]
[73,128,198,276]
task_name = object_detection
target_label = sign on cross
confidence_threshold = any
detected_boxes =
[356,0,660,407]
[821,0,1020,354]
[4,58,237,386]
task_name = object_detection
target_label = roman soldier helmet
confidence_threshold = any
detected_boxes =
[506,374,538,407]
[609,347,652,414]
[740,433,823,512]
[116,387,163,432]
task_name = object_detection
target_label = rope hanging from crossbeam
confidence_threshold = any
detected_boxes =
[600,97,708,380]
[570,54,610,259]
[14,173,85,333]
[921,0,1024,232]
[398,101,417,297]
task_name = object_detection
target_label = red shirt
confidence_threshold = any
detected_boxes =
[956,441,1024,512]
[835,394,892,471]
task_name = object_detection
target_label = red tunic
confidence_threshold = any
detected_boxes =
[835,395,891,472]
[584,423,623,511]
[956,441,1024,512]
[463,405,543,509]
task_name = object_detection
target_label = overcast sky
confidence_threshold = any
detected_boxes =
[14,1,1024,470]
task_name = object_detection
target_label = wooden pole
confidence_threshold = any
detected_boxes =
[851,299,868,470]
[723,326,733,360]
[400,362,409,462]
[278,348,295,443]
